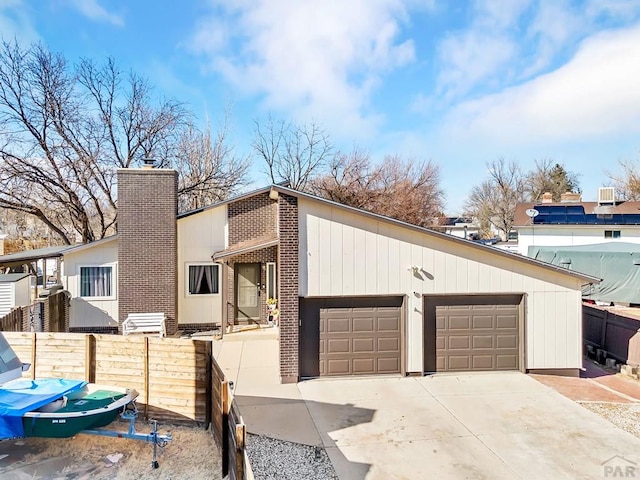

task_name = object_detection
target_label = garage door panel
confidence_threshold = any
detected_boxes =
[472,356,494,369]
[496,335,517,349]
[472,335,494,349]
[432,300,520,372]
[377,317,400,331]
[327,318,350,333]
[327,338,350,353]
[319,303,401,376]
[353,338,374,353]
[497,315,517,329]
[378,357,400,373]
[496,355,518,369]
[377,337,400,353]
[327,359,350,376]
[353,317,375,332]
[448,356,470,370]
[448,316,471,329]
[448,336,470,349]
[472,316,493,329]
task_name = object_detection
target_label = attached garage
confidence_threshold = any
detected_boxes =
[299,297,404,378]
[287,188,601,382]
[424,295,524,373]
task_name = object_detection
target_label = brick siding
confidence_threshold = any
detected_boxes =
[277,193,299,383]
[228,193,277,245]
[117,168,178,335]
[226,192,278,326]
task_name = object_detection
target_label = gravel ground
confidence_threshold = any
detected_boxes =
[246,434,338,480]
[580,402,640,438]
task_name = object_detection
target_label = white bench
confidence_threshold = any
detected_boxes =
[122,313,166,337]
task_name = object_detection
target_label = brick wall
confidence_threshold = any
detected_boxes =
[277,193,299,383]
[228,193,277,245]
[117,168,178,335]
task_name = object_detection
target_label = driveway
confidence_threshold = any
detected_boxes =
[215,331,640,479]
[297,372,640,479]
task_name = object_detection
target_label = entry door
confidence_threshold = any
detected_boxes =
[236,263,260,321]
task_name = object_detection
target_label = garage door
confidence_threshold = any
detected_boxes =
[320,306,402,375]
[424,295,522,372]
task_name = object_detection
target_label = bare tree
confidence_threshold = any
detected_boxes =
[465,158,527,240]
[526,159,580,202]
[252,116,334,190]
[0,41,246,245]
[310,150,444,227]
[607,159,640,201]
[308,148,380,209]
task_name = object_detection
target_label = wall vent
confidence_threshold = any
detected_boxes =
[598,187,616,205]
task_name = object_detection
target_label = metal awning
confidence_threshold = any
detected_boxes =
[0,245,71,269]
[212,236,279,261]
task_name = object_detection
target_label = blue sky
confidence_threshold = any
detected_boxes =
[2,0,640,214]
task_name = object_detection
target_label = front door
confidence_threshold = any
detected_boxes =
[236,263,260,322]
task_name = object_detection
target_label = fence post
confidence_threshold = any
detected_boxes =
[144,336,149,419]
[601,309,609,351]
[30,332,37,380]
[222,380,230,476]
[205,343,212,430]
[236,423,245,479]
[85,334,95,383]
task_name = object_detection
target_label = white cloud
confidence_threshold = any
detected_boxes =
[0,0,39,44]
[67,0,123,27]
[188,0,417,141]
[441,24,640,144]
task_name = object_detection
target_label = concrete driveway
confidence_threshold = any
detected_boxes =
[298,372,640,480]
[215,331,640,480]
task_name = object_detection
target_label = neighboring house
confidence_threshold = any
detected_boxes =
[513,189,640,256]
[0,166,601,383]
[440,217,480,239]
[0,273,32,317]
[513,189,640,304]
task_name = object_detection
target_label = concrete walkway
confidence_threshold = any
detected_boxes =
[214,329,640,479]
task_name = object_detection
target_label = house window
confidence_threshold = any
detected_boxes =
[80,265,114,298]
[604,230,621,239]
[266,262,276,300]
[188,264,220,295]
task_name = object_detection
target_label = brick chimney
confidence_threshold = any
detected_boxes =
[560,192,582,203]
[117,167,178,335]
[541,192,553,203]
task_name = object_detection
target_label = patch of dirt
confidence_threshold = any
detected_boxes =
[0,420,221,479]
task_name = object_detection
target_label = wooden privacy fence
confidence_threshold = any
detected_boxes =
[583,304,640,366]
[0,291,68,333]
[3,332,212,423]
[0,307,22,331]
[210,351,252,480]
[3,332,252,479]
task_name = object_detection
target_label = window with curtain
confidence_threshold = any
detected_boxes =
[188,264,220,295]
[80,266,113,298]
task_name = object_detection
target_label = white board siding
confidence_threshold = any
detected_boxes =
[0,282,14,316]
[517,225,640,256]
[64,239,119,328]
[177,206,226,325]
[299,199,586,372]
